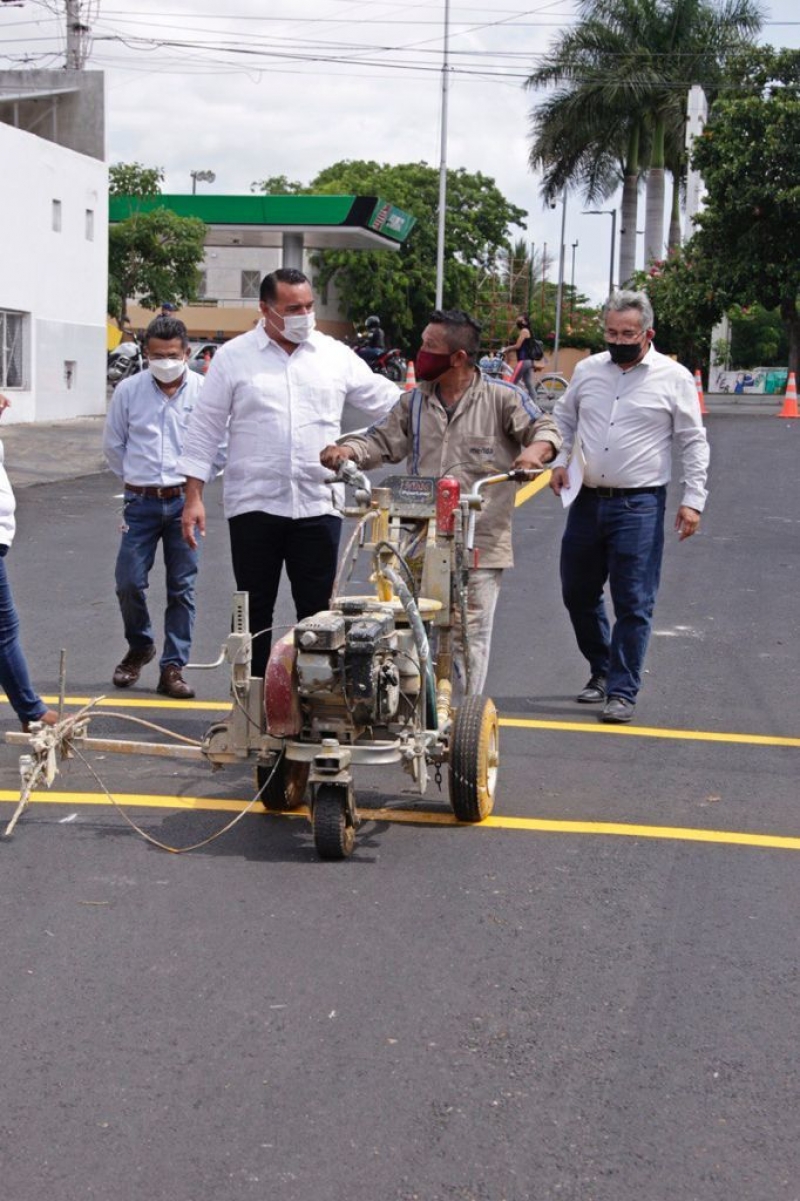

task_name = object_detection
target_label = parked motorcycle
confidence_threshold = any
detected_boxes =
[352,337,407,384]
[107,336,144,385]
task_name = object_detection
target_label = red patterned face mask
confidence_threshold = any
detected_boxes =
[415,350,454,381]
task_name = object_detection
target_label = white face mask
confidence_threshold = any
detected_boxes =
[270,307,316,344]
[149,358,186,384]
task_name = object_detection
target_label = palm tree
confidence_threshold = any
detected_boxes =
[526,0,763,284]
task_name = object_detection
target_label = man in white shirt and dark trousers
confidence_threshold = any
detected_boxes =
[549,290,709,724]
[104,314,213,700]
[178,268,400,680]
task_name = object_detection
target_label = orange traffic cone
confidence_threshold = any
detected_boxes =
[404,359,417,391]
[694,369,708,417]
[777,370,799,419]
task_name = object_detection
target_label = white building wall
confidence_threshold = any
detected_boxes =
[0,122,107,423]
[202,245,345,323]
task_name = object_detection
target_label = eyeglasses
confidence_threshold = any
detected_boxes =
[604,327,644,343]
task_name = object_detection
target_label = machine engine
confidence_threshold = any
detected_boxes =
[291,603,421,741]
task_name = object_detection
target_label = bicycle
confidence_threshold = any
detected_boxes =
[478,349,567,412]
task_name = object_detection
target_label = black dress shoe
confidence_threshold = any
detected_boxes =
[601,696,635,724]
[576,674,607,704]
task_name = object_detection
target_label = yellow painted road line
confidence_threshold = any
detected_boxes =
[500,716,800,749]
[2,695,230,713]
[2,790,799,852]
[3,697,797,748]
[515,470,552,506]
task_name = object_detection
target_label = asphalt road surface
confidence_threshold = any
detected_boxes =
[1,413,798,1201]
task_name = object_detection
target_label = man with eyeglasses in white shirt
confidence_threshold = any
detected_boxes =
[549,290,710,724]
[178,267,400,679]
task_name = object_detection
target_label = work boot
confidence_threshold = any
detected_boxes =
[157,664,195,700]
[113,644,156,688]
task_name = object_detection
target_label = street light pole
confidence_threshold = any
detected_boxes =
[552,191,568,372]
[570,239,579,318]
[191,169,216,195]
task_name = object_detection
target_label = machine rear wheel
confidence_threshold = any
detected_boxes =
[449,695,499,822]
[257,756,309,812]
[312,785,355,860]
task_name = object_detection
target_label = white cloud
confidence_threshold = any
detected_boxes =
[4,0,799,308]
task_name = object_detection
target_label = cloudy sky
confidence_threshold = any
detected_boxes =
[3,0,798,304]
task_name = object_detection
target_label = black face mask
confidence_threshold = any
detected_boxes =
[606,339,644,365]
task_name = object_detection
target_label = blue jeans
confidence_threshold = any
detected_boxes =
[560,487,666,703]
[0,546,48,724]
[115,492,199,669]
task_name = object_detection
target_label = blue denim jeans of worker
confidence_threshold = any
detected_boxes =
[560,487,666,704]
[115,492,199,670]
[0,546,48,725]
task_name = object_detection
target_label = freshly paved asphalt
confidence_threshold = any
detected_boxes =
[1,407,798,1201]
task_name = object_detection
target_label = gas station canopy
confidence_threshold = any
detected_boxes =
[108,194,416,253]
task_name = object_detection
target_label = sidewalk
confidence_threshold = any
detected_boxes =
[0,393,786,491]
[1,416,108,490]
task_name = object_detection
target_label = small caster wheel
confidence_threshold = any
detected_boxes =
[312,784,355,860]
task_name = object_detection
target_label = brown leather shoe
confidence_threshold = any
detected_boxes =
[21,709,60,733]
[157,664,195,700]
[113,644,156,688]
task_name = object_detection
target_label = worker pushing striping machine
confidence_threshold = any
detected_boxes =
[6,464,537,859]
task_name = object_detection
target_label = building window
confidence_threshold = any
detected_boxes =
[241,270,260,300]
[196,270,207,300]
[0,310,27,389]
[52,199,62,232]
[85,209,94,241]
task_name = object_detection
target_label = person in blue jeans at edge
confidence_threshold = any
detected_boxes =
[549,290,710,724]
[0,394,61,731]
[103,315,225,699]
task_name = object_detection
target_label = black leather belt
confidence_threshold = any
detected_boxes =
[124,483,185,499]
[584,485,664,498]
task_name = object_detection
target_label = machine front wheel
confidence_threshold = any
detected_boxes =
[312,785,356,860]
[449,695,499,822]
[257,756,309,812]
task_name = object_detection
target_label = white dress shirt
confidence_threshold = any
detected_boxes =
[177,323,400,519]
[0,441,16,547]
[104,368,212,486]
[552,345,710,511]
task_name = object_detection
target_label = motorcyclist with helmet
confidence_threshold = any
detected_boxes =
[355,315,385,366]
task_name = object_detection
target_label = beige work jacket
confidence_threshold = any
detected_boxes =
[339,371,561,568]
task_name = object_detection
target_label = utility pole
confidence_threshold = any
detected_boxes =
[65,0,90,69]
[434,0,451,310]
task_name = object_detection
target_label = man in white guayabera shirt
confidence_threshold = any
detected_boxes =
[178,267,400,679]
[549,290,710,725]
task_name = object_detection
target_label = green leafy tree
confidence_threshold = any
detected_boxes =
[691,47,800,375]
[109,161,164,198]
[254,160,526,351]
[630,246,721,371]
[108,209,207,325]
[250,174,305,195]
[727,305,787,368]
